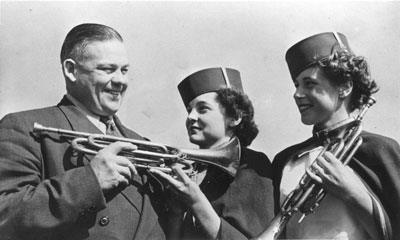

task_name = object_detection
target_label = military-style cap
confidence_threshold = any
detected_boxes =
[285,32,351,80]
[178,67,243,106]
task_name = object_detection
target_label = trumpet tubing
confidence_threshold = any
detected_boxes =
[33,123,241,177]
[253,97,376,240]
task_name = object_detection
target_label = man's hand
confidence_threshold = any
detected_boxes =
[89,142,138,193]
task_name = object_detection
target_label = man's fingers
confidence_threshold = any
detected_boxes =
[114,156,138,176]
[103,141,138,155]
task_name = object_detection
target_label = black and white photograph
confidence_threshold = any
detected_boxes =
[0,1,399,240]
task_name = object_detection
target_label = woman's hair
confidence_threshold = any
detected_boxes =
[318,50,379,111]
[216,88,258,147]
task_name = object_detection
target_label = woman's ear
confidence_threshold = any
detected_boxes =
[62,59,77,83]
[229,115,242,128]
[339,81,353,98]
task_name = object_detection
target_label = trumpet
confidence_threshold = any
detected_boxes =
[33,123,241,177]
[253,97,376,240]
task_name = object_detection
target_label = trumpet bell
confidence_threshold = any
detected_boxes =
[180,137,241,177]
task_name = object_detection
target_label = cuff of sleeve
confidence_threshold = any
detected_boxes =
[64,165,106,215]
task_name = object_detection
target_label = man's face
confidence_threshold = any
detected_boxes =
[71,40,130,116]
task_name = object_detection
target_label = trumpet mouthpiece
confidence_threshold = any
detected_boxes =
[367,97,377,106]
[33,122,45,133]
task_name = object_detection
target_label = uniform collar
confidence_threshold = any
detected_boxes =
[312,117,355,144]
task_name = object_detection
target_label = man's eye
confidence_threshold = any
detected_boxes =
[121,68,129,74]
[100,67,114,73]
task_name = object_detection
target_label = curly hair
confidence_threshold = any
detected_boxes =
[317,50,379,111]
[216,88,258,147]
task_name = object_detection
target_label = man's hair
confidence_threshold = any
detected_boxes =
[60,23,123,63]
[318,50,379,111]
[216,88,259,147]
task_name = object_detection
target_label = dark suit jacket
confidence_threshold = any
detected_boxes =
[272,131,400,240]
[0,96,166,240]
[182,148,274,240]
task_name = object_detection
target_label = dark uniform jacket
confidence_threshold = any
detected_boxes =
[182,148,274,240]
[0,96,166,240]
[272,131,400,240]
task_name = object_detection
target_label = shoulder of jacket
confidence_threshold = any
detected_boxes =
[1,106,61,126]
[242,147,270,163]
[274,137,314,161]
[360,130,400,152]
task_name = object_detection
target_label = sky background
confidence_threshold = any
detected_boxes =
[0,1,399,160]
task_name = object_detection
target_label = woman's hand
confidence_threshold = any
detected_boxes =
[150,166,221,239]
[306,151,380,240]
[306,151,368,202]
[150,165,204,206]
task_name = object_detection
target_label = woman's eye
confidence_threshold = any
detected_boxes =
[305,81,316,87]
[198,106,209,113]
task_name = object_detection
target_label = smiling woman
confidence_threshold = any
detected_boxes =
[293,66,349,128]
[185,92,235,149]
[269,32,400,240]
[150,67,275,240]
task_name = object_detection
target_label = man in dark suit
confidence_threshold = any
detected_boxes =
[0,23,166,240]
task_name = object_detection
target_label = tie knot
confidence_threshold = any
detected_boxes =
[99,116,121,136]
[100,116,112,125]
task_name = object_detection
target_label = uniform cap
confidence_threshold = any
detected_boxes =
[285,32,351,80]
[178,67,243,107]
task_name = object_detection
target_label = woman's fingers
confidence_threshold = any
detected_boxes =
[149,168,182,188]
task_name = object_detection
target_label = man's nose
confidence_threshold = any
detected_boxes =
[111,69,128,85]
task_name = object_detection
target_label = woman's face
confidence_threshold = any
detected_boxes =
[185,92,233,149]
[293,66,345,129]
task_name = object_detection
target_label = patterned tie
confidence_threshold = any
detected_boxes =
[100,116,122,137]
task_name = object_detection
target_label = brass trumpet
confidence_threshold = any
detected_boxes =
[253,97,376,240]
[33,123,241,177]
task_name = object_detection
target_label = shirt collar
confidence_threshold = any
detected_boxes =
[66,93,107,133]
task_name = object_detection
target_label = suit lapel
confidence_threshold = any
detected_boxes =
[57,96,144,213]
[134,173,165,239]
[57,96,103,135]
[113,115,128,136]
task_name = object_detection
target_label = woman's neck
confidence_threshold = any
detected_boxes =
[199,136,232,149]
[315,106,351,131]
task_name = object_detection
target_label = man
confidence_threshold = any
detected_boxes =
[0,23,166,240]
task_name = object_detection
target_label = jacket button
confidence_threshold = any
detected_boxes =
[99,216,110,226]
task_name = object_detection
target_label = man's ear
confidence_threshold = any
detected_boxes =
[339,81,353,98]
[62,59,77,82]
[229,115,242,128]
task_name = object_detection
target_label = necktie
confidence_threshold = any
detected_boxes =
[100,116,122,137]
